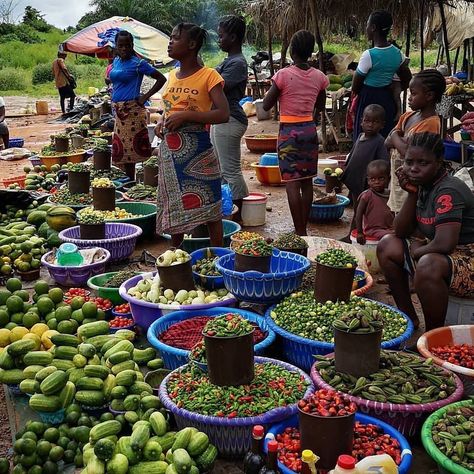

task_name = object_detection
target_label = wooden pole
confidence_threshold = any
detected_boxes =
[437,0,452,74]
[453,47,460,73]
[267,23,274,77]
[420,0,425,70]
[402,12,412,113]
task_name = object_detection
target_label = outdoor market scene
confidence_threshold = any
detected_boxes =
[0,0,473,473]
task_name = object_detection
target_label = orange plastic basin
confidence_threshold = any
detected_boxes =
[250,163,283,186]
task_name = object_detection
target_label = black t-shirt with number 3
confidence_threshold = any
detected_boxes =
[416,172,474,245]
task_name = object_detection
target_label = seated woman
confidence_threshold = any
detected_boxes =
[377,132,474,331]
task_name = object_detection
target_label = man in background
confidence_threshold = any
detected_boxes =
[0,97,9,149]
[52,52,76,113]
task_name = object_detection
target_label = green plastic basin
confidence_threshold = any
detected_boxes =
[87,271,142,305]
[107,202,157,239]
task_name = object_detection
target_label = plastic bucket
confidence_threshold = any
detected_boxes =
[314,262,355,303]
[317,159,338,178]
[241,192,267,227]
[298,408,355,470]
[71,135,85,149]
[143,166,158,187]
[254,100,271,121]
[234,253,271,273]
[445,295,474,325]
[68,170,90,194]
[204,330,255,386]
[80,223,105,240]
[157,260,195,292]
[55,137,69,153]
[350,231,380,272]
[36,100,48,115]
[93,187,115,211]
[325,175,342,193]
[334,328,382,377]
[93,150,111,170]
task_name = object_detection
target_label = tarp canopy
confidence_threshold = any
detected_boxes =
[61,16,171,63]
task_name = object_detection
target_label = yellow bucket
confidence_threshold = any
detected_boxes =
[35,101,48,115]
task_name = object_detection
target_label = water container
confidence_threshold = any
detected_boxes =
[241,193,267,227]
[445,295,474,325]
[56,243,84,267]
[254,99,272,121]
[350,230,380,272]
[35,101,49,115]
[355,454,398,473]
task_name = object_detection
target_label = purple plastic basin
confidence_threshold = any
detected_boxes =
[41,248,111,287]
[119,273,238,331]
[58,223,142,262]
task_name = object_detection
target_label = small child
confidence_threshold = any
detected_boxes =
[340,104,389,241]
[355,160,394,245]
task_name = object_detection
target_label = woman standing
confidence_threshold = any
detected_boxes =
[110,31,166,179]
[263,30,329,236]
[155,23,230,248]
[352,10,411,140]
[210,15,249,222]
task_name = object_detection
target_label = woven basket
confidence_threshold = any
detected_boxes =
[159,356,314,458]
[264,300,414,372]
[311,355,465,437]
[58,223,142,262]
[147,307,276,370]
[422,400,473,474]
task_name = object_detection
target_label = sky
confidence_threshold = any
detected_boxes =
[12,0,91,28]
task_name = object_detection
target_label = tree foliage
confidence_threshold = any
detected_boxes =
[22,5,51,32]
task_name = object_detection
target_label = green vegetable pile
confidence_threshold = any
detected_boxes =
[270,291,407,343]
[203,313,254,337]
[333,308,384,334]
[315,248,357,268]
[235,239,273,257]
[103,271,138,288]
[192,249,221,277]
[49,189,92,206]
[77,209,105,225]
[166,362,309,418]
[315,351,457,404]
[124,184,157,201]
[431,403,474,471]
[273,232,308,250]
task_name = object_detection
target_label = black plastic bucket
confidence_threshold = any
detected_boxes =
[93,150,111,170]
[334,327,382,377]
[143,166,158,187]
[68,170,90,194]
[92,187,115,211]
[80,223,105,240]
[204,330,255,386]
[157,260,195,292]
[234,253,271,273]
[55,137,69,153]
[314,262,355,303]
[325,175,342,193]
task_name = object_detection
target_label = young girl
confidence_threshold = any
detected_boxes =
[262,30,329,236]
[355,160,394,245]
[341,104,388,241]
[377,132,474,330]
[386,69,446,212]
[155,23,230,248]
[210,15,249,222]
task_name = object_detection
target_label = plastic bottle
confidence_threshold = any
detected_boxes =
[355,454,399,473]
[56,243,84,266]
[328,455,359,474]
[258,440,280,474]
[301,449,319,474]
[243,425,266,474]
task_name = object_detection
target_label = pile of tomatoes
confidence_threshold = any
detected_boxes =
[430,343,474,369]
[109,316,134,328]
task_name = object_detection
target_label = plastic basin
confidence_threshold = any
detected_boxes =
[119,273,238,331]
[250,163,283,186]
[190,247,234,290]
[42,248,111,287]
[161,219,241,253]
[265,300,414,372]
[147,307,276,369]
[259,153,279,166]
[417,325,474,396]
[264,413,412,474]
[216,249,310,303]
[87,271,142,305]
[310,195,350,222]
[109,201,157,239]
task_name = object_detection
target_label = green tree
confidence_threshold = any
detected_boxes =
[22,5,51,32]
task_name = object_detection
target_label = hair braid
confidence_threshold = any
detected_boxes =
[369,10,393,36]
[290,30,315,61]
[413,69,446,103]
[177,23,207,52]
[219,15,246,43]
[409,132,444,160]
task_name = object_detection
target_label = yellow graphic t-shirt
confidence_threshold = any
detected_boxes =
[162,67,224,118]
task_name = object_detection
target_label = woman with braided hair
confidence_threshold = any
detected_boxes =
[210,15,249,222]
[377,132,474,331]
[352,10,412,140]
[385,68,446,212]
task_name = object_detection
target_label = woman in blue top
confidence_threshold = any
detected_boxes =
[110,31,166,179]
[352,10,411,141]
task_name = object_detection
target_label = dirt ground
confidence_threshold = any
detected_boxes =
[0,97,435,472]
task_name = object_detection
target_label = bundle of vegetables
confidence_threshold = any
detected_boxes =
[315,351,458,404]
[203,313,254,337]
[430,403,474,471]
[91,177,114,188]
[166,362,309,418]
[156,248,191,267]
[333,308,384,333]
[77,209,105,225]
[192,254,221,277]
[430,343,474,369]
[68,163,89,173]
[23,165,59,192]
[103,271,137,288]
[270,292,407,343]
[273,232,308,250]
[274,421,402,472]
[78,206,136,220]
[234,239,273,257]
[315,248,357,268]
[49,189,93,206]
[124,184,157,201]
[461,111,474,134]
[158,316,267,350]
[298,389,357,417]
[189,341,206,363]
[127,274,233,305]
[231,231,264,242]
